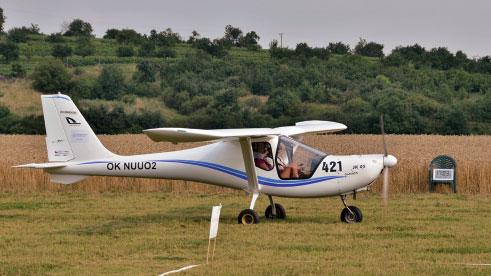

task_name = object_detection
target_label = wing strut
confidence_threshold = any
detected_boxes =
[239,137,260,196]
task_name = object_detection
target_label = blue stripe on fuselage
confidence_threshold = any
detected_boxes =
[76,159,345,187]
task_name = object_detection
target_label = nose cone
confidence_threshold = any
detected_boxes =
[383,155,397,167]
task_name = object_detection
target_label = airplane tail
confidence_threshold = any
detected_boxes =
[41,93,114,162]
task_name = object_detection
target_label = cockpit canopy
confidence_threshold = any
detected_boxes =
[252,136,327,180]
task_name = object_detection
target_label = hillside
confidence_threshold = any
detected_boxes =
[0,29,490,135]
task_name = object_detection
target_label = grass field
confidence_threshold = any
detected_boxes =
[1,192,491,275]
[0,135,490,274]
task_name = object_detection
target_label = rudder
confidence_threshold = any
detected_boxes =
[42,93,114,162]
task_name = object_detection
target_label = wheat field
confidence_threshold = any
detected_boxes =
[0,134,490,194]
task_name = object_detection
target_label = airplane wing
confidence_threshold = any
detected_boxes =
[143,120,347,143]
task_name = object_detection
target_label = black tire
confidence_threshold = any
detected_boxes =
[238,209,260,224]
[340,206,363,223]
[265,203,286,219]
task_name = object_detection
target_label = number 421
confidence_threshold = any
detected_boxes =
[322,161,342,172]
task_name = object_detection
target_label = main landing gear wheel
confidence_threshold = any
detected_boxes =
[265,203,286,219]
[238,209,260,224]
[340,206,363,223]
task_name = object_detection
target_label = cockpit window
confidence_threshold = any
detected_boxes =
[276,136,326,179]
[252,142,274,171]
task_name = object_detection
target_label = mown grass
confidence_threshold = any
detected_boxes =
[0,192,490,275]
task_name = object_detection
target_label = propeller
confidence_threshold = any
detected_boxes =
[380,114,397,207]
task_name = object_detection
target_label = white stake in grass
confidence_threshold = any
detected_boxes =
[207,204,222,264]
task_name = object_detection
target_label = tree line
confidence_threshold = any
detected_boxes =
[0,13,490,135]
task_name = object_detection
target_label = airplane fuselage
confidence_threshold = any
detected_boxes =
[47,138,385,198]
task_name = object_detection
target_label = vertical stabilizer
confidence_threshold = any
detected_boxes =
[41,93,114,162]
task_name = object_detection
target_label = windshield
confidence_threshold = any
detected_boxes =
[275,136,327,179]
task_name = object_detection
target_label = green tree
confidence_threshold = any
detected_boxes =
[32,60,72,93]
[74,36,95,57]
[116,46,134,57]
[0,42,19,63]
[354,38,384,57]
[187,30,200,44]
[192,38,227,57]
[427,47,456,70]
[133,61,157,83]
[328,42,350,55]
[10,63,26,78]
[103,29,120,39]
[52,44,72,59]
[156,47,176,58]
[95,65,125,100]
[266,88,302,118]
[64,19,93,36]
[138,41,156,57]
[295,43,313,58]
[239,31,261,50]
[46,32,64,43]
[0,8,5,33]
[223,25,243,46]
[116,29,143,44]
[7,27,29,43]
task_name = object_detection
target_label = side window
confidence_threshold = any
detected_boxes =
[252,142,274,171]
[276,136,327,180]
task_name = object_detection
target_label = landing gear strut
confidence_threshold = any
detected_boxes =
[340,195,363,223]
[238,193,260,224]
[265,195,286,219]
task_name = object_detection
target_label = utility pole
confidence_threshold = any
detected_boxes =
[279,33,283,48]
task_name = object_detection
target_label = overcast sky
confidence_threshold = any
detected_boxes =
[2,0,490,57]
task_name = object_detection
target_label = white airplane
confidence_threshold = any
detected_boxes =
[16,93,397,224]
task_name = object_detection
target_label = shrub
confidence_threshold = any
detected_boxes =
[116,46,134,57]
[95,65,125,100]
[74,37,95,57]
[0,42,20,63]
[31,60,72,93]
[10,63,26,78]
[64,19,93,36]
[155,47,176,58]
[46,33,65,43]
[52,44,73,59]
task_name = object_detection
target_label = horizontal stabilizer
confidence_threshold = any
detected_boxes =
[13,162,68,169]
[144,120,347,143]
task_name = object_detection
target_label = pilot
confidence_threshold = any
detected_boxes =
[277,143,301,179]
[253,146,273,170]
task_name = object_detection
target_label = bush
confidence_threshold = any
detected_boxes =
[354,39,384,58]
[10,63,26,78]
[6,25,39,43]
[192,38,227,57]
[155,47,176,58]
[64,19,93,36]
[46,33,65,43]
[0,42,20,63]
[74,37,95,57]
[116,29,143,44]
[52,44,72,59]
[31,60,72,93]
[103,29,120,39]
[95,65,125,100]
[138,41,156,57]
[328,42,351,55]
[117,46,135,57]
[133,61,158,82]
[68,77,96,99]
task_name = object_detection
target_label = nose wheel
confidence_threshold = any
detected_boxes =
[265,195,286,219]
[340,195,363,223]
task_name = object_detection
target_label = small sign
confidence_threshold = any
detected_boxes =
[209,205,222,239]
[207,204,222,264]
[433,169,454,181]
